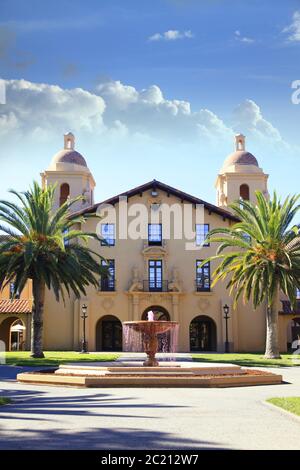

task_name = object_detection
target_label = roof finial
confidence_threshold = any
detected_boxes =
[235,133,245,151]
[64,132,75,150]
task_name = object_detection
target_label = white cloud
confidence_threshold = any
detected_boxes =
[282,11,300,42]
[233,99,284,144]
[148,30,194,41]
[234,30,255,44]
[1,79,106,140]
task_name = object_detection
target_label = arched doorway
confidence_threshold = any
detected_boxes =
[190,315,217,352]
[96,315,122,351]
[287,317,300,350]
[0,317,26,351]
[142,306,170,321]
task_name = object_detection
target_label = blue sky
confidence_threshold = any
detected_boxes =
[0,0,300,204]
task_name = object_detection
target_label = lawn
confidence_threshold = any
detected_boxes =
[267,397,300,417]
[192,353,299,368]
[2,351,120,366]
[0,397,11,406]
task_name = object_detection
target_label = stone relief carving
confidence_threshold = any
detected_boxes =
[169,266,181,292]
[197,298,210,313]
[129,266,143,292]
[101,297,114,312]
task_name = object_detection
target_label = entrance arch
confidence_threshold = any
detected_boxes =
[142,306,170,321]
[287,317,300,350]
[0,317,26,351]
[96,315,122,351]
[190,315,217,352]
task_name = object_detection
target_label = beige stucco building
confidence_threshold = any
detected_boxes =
[1,132,299,353]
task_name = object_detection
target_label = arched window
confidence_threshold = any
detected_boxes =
[240,184,250,201]
[60,183,70,206]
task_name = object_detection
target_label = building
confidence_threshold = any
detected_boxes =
[1,133,299,352]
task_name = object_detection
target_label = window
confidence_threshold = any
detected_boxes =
[148,224,162,246]
[60,183,70,206]
[196,260,211,292]
[101,224,115,246]
[100,259,115,291]
[296,289,300,299]
[9,282,20,299]
[148,259,163,291]
[196,224,210,247]
[240,184,250,201]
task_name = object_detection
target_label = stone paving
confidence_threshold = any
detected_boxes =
[0,355,300,450]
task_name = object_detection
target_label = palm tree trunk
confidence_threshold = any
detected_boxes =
[264,297,281,359]
[30,277,45,358]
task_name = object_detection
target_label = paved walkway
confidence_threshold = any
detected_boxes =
[1,362,300,450]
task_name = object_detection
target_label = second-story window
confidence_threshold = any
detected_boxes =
[195,260,211,292]
[101,224,115,246]
[9,282,20,300]
[100,259,115,291]
[196,224,210,247]
[148,224,162,246]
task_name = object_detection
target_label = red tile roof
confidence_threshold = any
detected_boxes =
[0,299,31,314]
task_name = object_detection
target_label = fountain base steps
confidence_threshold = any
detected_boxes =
[17,362,282,388]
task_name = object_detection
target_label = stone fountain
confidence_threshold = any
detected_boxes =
[123,311,179,367]
[17,311,283,388]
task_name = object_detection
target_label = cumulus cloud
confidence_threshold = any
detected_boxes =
[0,79,106,140]
[233,99,284,144]
[0,78,290,155]
[148,30,194,41]
[95,79,231,142]
[234,30,255,44]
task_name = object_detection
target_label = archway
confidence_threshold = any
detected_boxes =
[190,315,217,352]
[287,317,300,350]
[240,184,250,201]
[96,315,122,351]
[60,183,70,206]
[142,306,170,321]
[0,317,26,351]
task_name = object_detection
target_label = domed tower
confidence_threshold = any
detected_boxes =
[41,132,96,211]
[215,134,269,209]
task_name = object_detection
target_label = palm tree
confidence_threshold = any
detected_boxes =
[203,191,300,359]
[0,182,107,358]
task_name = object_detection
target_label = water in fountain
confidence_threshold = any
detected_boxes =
[123,311,179,362]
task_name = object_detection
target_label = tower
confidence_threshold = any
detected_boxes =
[41,132,96,211]
[215,134,269,209]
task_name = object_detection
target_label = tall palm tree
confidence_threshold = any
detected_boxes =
[0,182,107,358]
[203,192,300,359]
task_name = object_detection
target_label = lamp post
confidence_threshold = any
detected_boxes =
[80,304,88,354]
[223,304,230,353]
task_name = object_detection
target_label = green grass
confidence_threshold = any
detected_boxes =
[267,397,300,416]
[192,353,299,368]
[2,351,120,367]
[0,397,11,406]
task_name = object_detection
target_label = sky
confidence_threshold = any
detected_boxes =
[0,0,300,205]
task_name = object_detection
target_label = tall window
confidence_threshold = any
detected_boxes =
[240,184,250,201]
[9,282,20,300]
[196,224,210,247]
[100,259,115,291]
[148,260,163,291]
[148,224,162,245]
[60,183,70,206]
[101,224,115,246]
[196,260,211,292]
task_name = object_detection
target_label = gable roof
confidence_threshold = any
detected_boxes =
[73,179,239,222]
